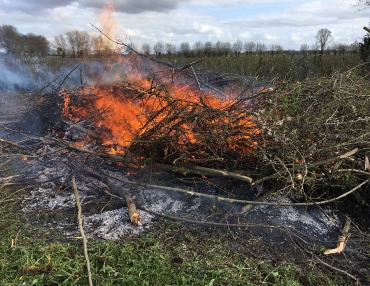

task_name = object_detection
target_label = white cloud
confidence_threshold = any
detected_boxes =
[265,34,277,40]
[0,0,369,51]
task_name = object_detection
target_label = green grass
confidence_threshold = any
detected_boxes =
[160,53,360,82]
[0,188,356,285]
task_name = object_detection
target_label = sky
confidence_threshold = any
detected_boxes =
[0,0,369,52]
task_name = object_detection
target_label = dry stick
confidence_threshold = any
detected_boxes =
[85,172,141,225]
[102,171,370,207]
[24,147,68,159]
[184,71,228,98]
[310,148,358,167]
[90,23,175,70]
[59,142,139,165]
[0,159,12,168]
[54,63,82,92]
[100,189,292,229]
[313,255,359,284]
[72,176,93,286]
[324,216,351,255]
[190,64,201,90]
[287,229,359,283]
[253,148,359,185]
[0,139,35,155]
[141,207,292,229]
[337,169,370,176]
[157,163,253,184]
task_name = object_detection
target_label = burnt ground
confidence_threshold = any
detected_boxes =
[15,154,370,284]
[1,90,370,284]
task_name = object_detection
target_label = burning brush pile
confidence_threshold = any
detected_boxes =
[58,73,260,172]
[2,52,370,240]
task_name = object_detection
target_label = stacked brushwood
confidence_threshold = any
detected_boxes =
[39,65,370,200]
[251,71,370,197]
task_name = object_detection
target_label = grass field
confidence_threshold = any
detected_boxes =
[0,188,358,286]
[159,53,361,82]
[0,52,368,285]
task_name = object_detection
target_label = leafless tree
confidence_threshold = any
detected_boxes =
[348,41,359,55]
[0,25,49,57]
[232,39,243,52]
[215,40,222,56]
[193,41,204,57]
[141,43,151,55]
[204,41,213,56]
[91,35,104,56]
[54,34,68,56]
[179,41,191,57]
[315,28,333,54]
[353,0,370,9]
[243,41,256,55]
[270,44,283,55]
[330,42,347,55]
[300,43,310,53]
[165,43,176,56]
[257,43,267,54]
[222,41,232,56]
[212,41,231,57]
[337,43,348,55]
[311,43,319,55]
[66,31,91,57]
[153,41,164,56]
[232,39,243,56]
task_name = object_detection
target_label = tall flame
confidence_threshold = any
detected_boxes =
[60,69,260,157]
[60,2,260,159]
[98,0,119,49]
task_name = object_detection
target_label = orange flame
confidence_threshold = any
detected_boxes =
[98,0,119,50]
[60,4,260,159]
[60,70,260,157]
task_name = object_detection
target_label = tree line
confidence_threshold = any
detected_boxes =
[0,25,49,57]
[147,29,358,57]
[0,25,362,58]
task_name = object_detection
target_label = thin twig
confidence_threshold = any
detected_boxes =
[102,171,370,207]
[141,207,292,229]
[72,176,93,286]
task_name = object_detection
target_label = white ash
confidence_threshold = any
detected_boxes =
[247,197,340,237]
[186,197,202,212]
[21,185,97,212]
[83,208,154,240]
[21,185,156,240]
[138,188,202,214]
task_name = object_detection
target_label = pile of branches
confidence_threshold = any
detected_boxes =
[56,76,260,170]
[36,58,370,199]
[252,69,370,194]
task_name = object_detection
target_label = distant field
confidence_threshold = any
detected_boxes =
[159,53,361,81]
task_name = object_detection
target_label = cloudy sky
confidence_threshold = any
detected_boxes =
[0,0,369,51]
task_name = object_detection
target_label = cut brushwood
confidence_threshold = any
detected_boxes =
[124,194,141,226]
[86,171,141,226]
[324,216,351,255]
[157,162,253,184]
